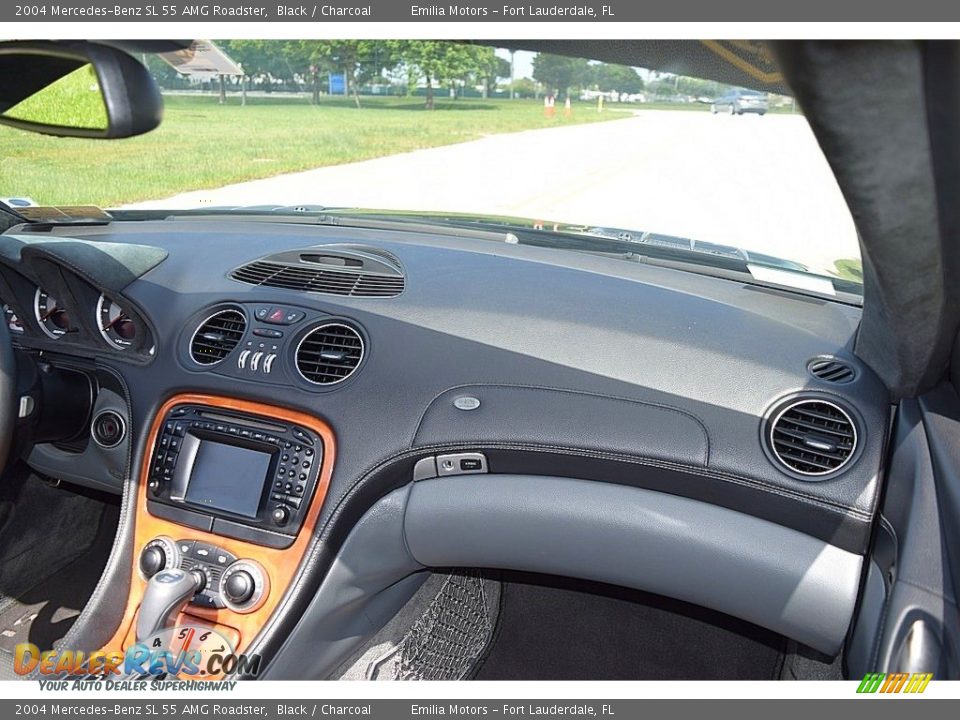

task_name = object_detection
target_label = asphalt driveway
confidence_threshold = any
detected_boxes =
[128,109,858,273]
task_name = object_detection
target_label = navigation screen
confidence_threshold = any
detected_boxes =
[185,440,271,519]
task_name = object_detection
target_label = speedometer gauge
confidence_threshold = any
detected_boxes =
[34,289,69,339]
[3,305,23,334]
[97,294,137,350]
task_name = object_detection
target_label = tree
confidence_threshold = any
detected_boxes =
[317,41,395,108]
[532,53,591,98]
[507,77,538,99]
[389,41,480,109]
[474,49,511,98]
[218,40,294,85]
[592,63,644,95]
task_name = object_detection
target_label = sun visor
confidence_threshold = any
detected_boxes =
[485,40,792,95]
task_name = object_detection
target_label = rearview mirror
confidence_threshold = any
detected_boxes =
[0,41,163,139]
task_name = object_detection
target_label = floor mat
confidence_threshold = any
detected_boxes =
[334,571,501,681]
[0,469,107,614]
[0,470,119,653]
[474,572,785,680]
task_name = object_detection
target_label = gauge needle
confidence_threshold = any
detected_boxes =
[40,307,60,322]
[102,313,126,332]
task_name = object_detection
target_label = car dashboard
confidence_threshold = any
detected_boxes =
[0,218,889,676]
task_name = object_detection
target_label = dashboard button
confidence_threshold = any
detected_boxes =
[253,328,283,338]
[271,505,290,526]
[263,354,277,373]
[292,428,313,445]
[255,307,271,321]
[238,349,251,369]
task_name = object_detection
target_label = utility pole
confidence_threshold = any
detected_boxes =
[510,50,516,99]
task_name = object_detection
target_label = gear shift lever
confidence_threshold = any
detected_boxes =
[136,568,205,642]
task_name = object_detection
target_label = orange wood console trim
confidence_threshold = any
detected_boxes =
[101,393,336,664]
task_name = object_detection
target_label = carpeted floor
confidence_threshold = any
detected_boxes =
[0,467,118,654]
[474,572,786,680]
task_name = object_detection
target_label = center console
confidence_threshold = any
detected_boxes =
[101,393,336,667]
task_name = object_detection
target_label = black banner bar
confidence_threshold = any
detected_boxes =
[0,699,957,719]
[4,0,960,22]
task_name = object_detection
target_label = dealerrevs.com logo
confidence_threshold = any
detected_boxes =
[857,673,933,694]
[14,625,261,679]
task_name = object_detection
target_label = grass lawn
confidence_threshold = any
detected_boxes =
[0,94,629,208]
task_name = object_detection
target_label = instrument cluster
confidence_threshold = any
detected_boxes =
[0,275,152,357]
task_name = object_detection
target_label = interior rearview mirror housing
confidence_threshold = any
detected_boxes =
[0,40,162,139]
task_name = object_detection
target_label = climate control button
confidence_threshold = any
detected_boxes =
[223,570,255,605]
[138,536,179,580]
[220,559,267,612]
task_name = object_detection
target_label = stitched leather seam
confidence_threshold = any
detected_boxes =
[410,382,712,466]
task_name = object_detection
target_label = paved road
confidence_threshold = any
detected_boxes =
[128,110,859,273]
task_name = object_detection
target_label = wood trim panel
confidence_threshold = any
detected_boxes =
[101,393,336,664]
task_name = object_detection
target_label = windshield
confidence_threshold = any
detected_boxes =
[0,40,862,294]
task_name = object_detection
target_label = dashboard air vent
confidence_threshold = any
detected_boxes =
[190,309,246,365]
[808,358,856,384]
[768,399,858,477]
[230,246,405,297]
[295,323,364,385]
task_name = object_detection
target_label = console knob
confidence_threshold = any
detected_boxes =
[270,505,290,526]
[223,570,255,604]
[139,546,166,579]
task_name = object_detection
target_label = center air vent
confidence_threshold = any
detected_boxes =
[295,323,364,385]
[231,245,405,297]
[190,309,247,365]
[767,399,858,477]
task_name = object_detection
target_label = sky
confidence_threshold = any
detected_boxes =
[494,48,535,80]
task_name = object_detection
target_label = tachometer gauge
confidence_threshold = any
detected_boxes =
[34,289,69,339]
[3,305,23,334]
[97,294,137,350]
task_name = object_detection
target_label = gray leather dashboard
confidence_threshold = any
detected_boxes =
[0,218,891,666]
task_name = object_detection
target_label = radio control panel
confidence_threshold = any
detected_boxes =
[145,404,324,548]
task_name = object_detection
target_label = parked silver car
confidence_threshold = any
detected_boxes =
[711,88,769,115]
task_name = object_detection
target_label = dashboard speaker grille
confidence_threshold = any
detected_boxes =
[296,323,364,385]
[231,261,405,297]
[808,358,856,384]
[768,399,857,476]
[190,309,246,365]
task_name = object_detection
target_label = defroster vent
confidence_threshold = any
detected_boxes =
[295,323,364,385]
[189,309,247,365]
[230,245,405,297]
[767,399,858,477]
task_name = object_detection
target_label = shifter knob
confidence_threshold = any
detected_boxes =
[136,568,204,642]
